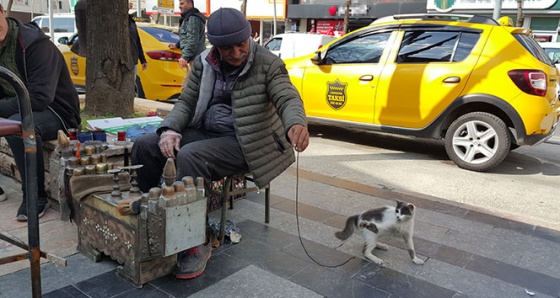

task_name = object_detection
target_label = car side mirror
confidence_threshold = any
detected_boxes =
[58,36,70,45]
[311,51,323,65]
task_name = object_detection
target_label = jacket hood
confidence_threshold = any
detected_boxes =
[10,17,50,49]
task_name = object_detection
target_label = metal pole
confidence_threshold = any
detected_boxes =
[136,0,141,17]
[273,0,277,35]
[492,0,501,20]
[0,67,41,297]
[48,0,54,41]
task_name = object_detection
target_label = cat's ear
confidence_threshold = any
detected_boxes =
[407,204,415,212]
[396,200,401,206]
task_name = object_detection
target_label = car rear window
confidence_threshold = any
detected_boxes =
[397,30,479,63]
[140,27,179,44]
[514,34,553,65]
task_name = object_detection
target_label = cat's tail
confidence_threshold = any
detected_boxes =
[335,215,359,240]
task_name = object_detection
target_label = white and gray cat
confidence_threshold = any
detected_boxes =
[335,200,424,266]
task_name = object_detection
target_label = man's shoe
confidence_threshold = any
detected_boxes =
[0,186,6,202]
[175,241,212,279]
[16,199,50,222]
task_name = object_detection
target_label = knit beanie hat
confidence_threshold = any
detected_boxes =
[207,8,251,47]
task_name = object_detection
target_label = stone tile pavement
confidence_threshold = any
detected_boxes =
[1,97,560,297]
[1,167,560,298]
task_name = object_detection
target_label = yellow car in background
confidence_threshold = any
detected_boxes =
[286,14,560,172]
[58,22,185,101]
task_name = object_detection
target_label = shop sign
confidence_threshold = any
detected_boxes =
[158,0,174,14]
[336,5,369,16]
[428,0,556,12]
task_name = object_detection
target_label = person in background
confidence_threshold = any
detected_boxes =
[0,4,81,221]
[252,31,260,43]
[132,7,309,279]
[128,3,147,81]
[72,0,86,57]
[167,0,206,89]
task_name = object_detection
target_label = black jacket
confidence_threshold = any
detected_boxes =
[129,15,147,65]
[2,18,81,129]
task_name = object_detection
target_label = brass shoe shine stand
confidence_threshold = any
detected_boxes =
[74,158,207,287]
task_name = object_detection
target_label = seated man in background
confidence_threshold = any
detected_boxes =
[132,8,309,279]
[0,4,81,221]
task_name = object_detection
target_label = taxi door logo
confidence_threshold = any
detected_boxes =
[70,57,79,75]
[326,80,347,110]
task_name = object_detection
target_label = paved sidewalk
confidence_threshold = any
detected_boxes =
[1,167,560,297]
[1,98,560,297]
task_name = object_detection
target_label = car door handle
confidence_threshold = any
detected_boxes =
[359,75,374,81]
[443,76,461,83]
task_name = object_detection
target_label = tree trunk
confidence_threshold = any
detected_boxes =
[516,0,524,27]
[5,0,13,15]
[241,0,247,15]
[85,0,135,118]
[343,0,350,34]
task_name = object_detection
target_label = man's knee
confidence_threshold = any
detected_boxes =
[132,133,159,159]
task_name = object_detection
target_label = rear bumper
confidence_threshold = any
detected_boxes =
[522,118,558,146]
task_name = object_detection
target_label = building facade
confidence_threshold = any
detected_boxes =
[5,0,72,22]
[426,0,560,42]
[286,0,427,35]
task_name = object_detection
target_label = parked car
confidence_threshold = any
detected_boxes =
[263,33,336,59]
[285,14,560,172]
[32,13,77,45]
[58,22,184,101]
[539,42,560,69]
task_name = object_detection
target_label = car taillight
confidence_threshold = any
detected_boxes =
[146,50,181,61]
[508,70,547,96]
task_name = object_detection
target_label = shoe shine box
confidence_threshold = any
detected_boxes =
[75,191,206,287]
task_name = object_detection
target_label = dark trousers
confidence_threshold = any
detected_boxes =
[131,128,249,194]
[0,107,65,201]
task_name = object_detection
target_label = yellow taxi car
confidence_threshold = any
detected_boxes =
[58,22,185,101]
[285,14,560,172]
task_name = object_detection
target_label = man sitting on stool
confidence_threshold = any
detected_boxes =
[131,7,309,279]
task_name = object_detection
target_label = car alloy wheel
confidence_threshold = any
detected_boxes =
[444,112,510,172]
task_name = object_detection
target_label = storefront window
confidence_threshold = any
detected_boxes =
[299,0,371,4]
[530,17,560,31]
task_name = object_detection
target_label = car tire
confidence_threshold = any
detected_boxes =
[444,112,510,172]
[135,76,145,99]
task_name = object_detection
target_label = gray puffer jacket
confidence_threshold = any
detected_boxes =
[158,39,307,188]
[175,7,206,62]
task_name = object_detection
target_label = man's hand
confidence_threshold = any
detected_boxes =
[168,43,177,49]
[158,130,182,159]
[141,62,147,71]
[288,124,309,152]
[178,58,189,69]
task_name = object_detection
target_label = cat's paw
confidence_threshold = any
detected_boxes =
[376,243,389,250]
[412,257,425,265]
[365,254,384,266]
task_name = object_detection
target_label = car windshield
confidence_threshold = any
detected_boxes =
[140,27,179,44]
